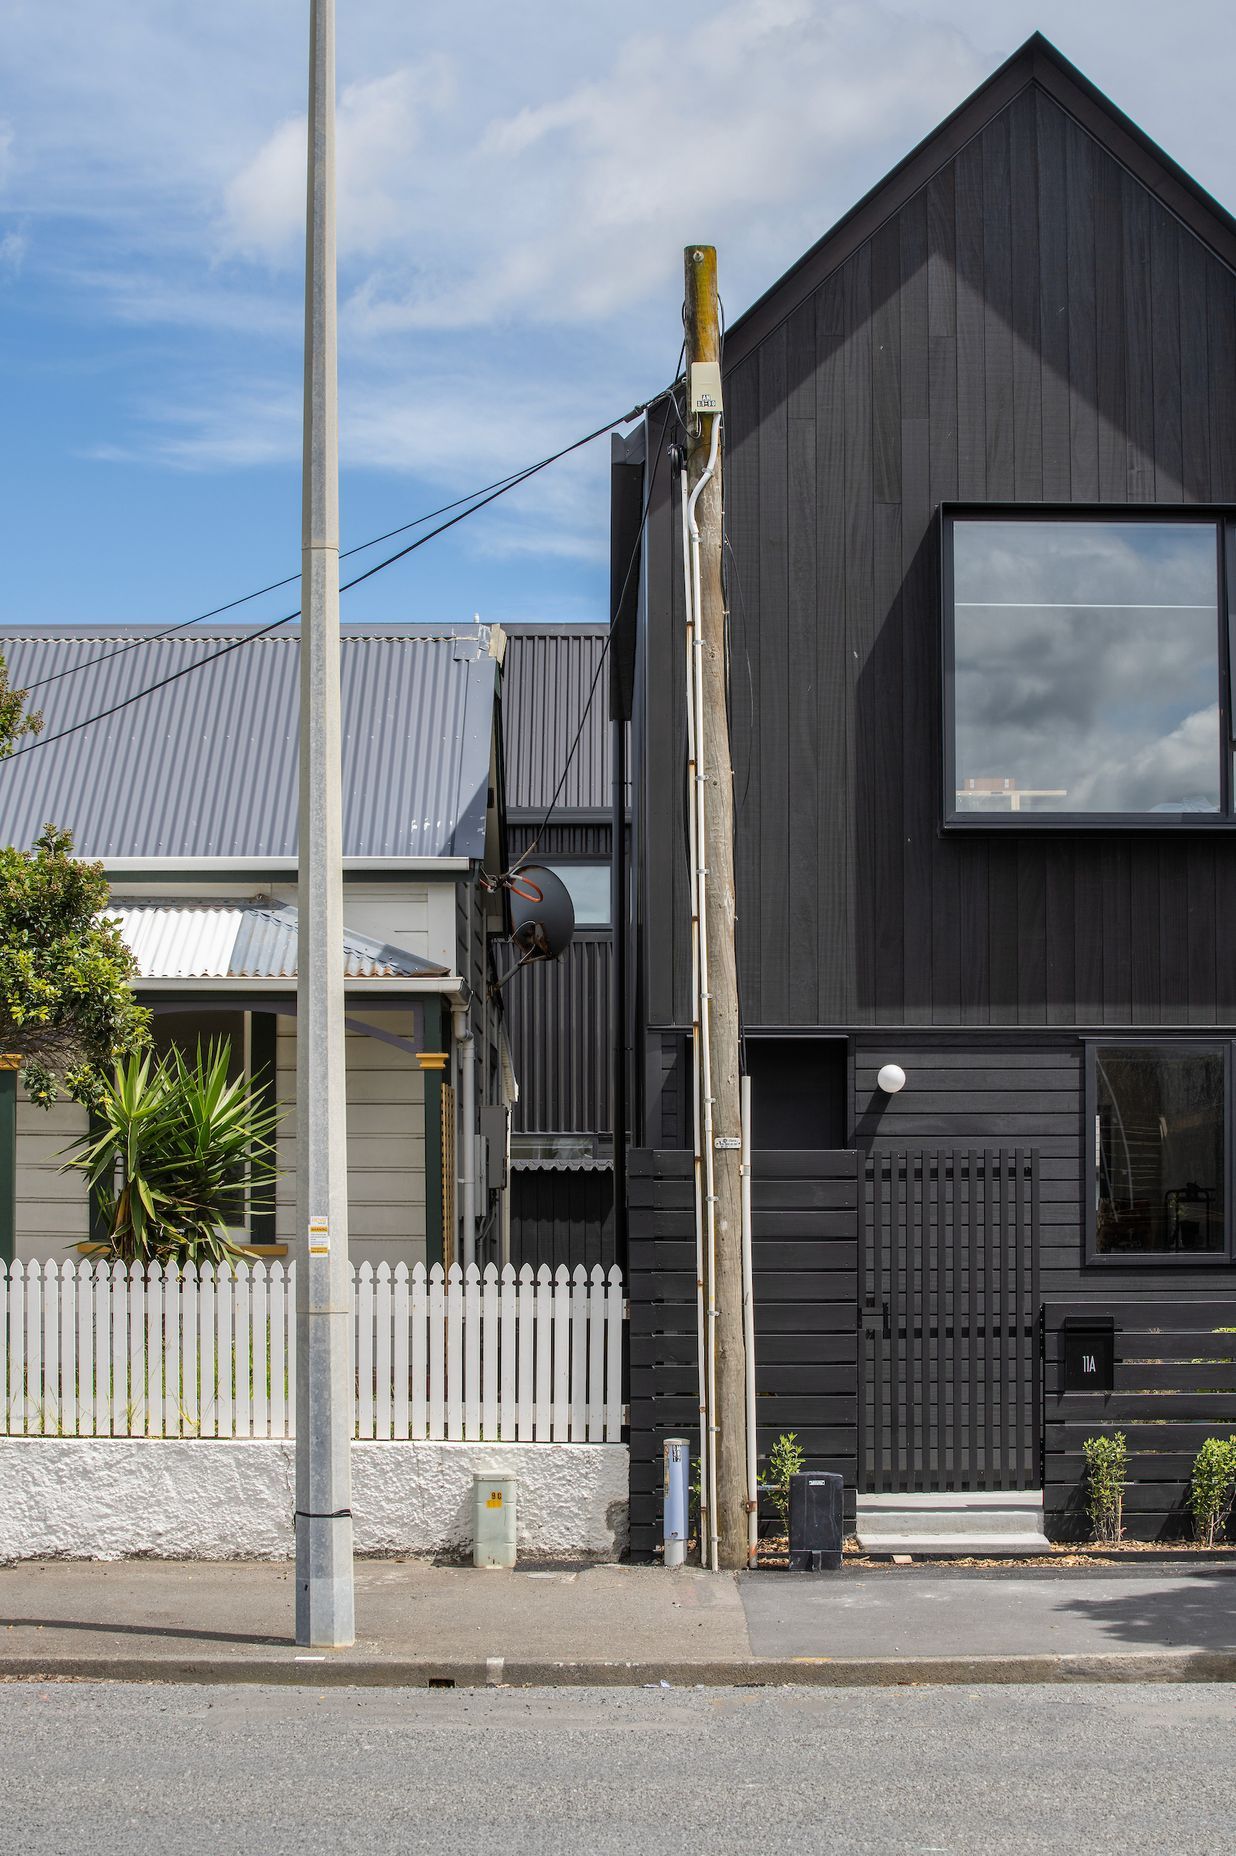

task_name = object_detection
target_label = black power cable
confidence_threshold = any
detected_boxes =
[4,400,659,763]
[511,398,674,874]
[20,460,548,696]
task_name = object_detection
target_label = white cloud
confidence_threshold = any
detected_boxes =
[0,229,27,274]
[338,2,984,332]
[223,61,455,263]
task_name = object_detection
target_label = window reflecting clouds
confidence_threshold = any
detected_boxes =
[951,520,1220,816]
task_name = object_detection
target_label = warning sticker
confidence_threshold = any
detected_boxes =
[308,1217,330,1257]
[485,1491,503,1509]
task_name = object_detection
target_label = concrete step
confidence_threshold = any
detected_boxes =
[856,1490,1050,1557]
[856,1533,1052,1559]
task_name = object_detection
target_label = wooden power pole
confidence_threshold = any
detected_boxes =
[683,246,749,1570]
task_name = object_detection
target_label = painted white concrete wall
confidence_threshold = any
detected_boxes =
[0,1439,629,1564]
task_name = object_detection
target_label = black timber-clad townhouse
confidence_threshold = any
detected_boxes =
[501,626,620,1271]
[619,35,1236,1553]
[0,624,514,1276]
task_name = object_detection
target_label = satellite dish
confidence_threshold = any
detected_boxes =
[507,865,575,962]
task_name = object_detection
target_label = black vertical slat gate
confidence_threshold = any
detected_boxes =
[860,1150,1040,1492]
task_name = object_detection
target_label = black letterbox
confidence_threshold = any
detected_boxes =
[1060,1316,1116,1393]
[788,1471,844,1572]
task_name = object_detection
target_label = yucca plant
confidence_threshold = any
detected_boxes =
[66,1039,280,1266]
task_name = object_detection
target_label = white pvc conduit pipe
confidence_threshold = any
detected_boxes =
[679,460,711,1568]
[740,1072,758,1567]
[687,413,722,1572]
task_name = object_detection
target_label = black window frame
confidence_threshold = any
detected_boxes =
[941,503,1236,830]
[1082,1036,1233,1268]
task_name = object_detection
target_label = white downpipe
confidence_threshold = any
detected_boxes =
[740,1072,758,1568]
[680,461,711,1568]
[451,1001,476,1268]
[688,412,722,1573]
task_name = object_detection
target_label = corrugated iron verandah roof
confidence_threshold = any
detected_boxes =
[0,625,499,862]
[112,900,448,981]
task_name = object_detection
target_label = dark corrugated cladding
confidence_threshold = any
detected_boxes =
[505,935,612,1134]
[499,629,618,1138]
[508,1167,616,1272]
[0,626,499,860]
[500,626,622,813]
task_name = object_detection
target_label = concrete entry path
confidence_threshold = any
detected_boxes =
[739,1565,1236,1661]
[2,1558,1236,1685]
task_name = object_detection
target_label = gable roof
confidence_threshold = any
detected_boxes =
[0,625,500,863]
[725,32,1236,370]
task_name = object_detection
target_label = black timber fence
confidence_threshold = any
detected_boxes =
[1044,1299,1236,1541]
[626,1148,858,1559]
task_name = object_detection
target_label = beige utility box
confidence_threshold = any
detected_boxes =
[472,1472,517,1569]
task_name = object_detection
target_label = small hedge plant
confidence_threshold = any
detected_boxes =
[764,1432,805,1534]
[1189,1436,1236,1548]
[1082,1432,1127,1543]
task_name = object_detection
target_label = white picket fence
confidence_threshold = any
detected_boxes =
[0,1258,624,1444]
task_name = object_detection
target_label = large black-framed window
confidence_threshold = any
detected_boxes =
[1084,1039,1231,1266]
[942,505,1236,827]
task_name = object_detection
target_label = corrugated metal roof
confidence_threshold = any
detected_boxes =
[0,626,499,860]
[113,900,447,980]
[501,626,612,813]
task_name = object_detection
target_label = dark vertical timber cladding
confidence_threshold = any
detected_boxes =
[627,1149,858,1558]
[900,192,932,1028]
[870,216,902,1025]
[1178,228,1212,502]
[1065,118,1100,501]
[1036,90,1071,500]
[1094,145,1127,500]
[1008,91,1043,503]
[815,276,851,1022]
[844,245,877,1023]
[637,82,1236,1033]
[786,300,819,1022]
[758,326,791,1027]
[1122,170,1154,499]
[981,113,1014,500]
[1148,202,1182,501]
[927,167,961,1024]
[727,355,763,1022]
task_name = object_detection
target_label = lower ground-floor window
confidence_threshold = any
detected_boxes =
[1088,1042,1228,1261]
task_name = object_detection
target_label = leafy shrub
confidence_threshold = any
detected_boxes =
[1082,1432,1127,1543]
[67,1040,280,1266]
[764,1432,806,1533]
[1189,1437,1236,1548]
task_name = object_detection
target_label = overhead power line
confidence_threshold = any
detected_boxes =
[21,408,651,697]
[4,398,660,763]
[512,398,675,871]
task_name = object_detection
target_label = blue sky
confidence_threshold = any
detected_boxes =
[1,0,1232,634]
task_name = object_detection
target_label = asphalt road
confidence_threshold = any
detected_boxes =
[1,1681,1234,1855]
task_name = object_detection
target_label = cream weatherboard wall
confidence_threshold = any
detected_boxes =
[274,1011,427,1267]
[13,1010,428,1268]
[14,1093,89,1263]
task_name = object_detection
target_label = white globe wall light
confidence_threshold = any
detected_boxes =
[877,1063,907,1095]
